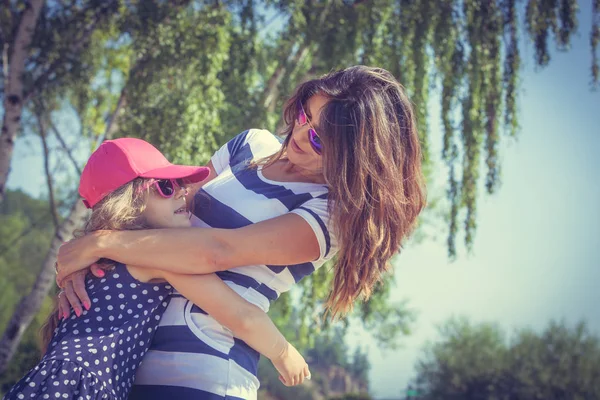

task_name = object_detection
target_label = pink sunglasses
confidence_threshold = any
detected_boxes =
[296,102,322,155]
[140,179,186,198]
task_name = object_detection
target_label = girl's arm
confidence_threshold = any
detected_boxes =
[159,271,310,386]
[56,268,311,386]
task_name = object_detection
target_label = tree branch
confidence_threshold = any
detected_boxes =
[36,110,60,229]
[262,45,310,112]
[48,117,82,175]
[24,2,116,102]
[97,87,127,145]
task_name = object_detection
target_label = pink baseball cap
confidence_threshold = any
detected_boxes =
[79,138,210,208]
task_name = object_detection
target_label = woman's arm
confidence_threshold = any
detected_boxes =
[161,271,310,386]
[57,212,321,284]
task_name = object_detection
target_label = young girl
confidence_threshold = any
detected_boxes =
[4,138,309,400]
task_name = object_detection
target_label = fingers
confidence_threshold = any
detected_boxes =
[278,375,286,386]
[290,365,311,386]
[281,372,303,387]
[55,262,65,288]
[304,364,311,380]
[57,291,70,320]
[72,270,91,311]
[56,268,66,288]
[56,292,62,319]
[90,263,106,278]
[64,280,83,317]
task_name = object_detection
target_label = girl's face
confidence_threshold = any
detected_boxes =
[142,180,191,229]
[287,94,328,174]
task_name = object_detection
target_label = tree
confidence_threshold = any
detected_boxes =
[414,317,600,399]
[349,346,371,385]
[0,0,45,205]
[0,0,126,204]
[505,321,600,399]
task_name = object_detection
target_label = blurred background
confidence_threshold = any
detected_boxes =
[1,0,599,399]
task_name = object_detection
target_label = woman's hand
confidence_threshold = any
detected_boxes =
[270,341,311,386]
[56,232,104,287]
[56,265,106,318]
[57,270,89,319]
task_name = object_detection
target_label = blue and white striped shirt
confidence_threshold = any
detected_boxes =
[131,129,337,400]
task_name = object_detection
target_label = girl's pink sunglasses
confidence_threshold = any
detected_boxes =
[141,179,186,198]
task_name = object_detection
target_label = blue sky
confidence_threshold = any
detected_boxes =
[6,4,600,399]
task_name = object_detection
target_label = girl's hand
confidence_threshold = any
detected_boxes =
[270,342,311,386]
[56,233,103,287]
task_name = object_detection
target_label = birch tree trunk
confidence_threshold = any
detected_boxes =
[0,0,45,204]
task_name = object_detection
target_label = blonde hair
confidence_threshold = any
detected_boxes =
[258,66,426,318]
[40,178,153,353]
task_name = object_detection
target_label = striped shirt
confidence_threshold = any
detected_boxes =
[130,129,337,399]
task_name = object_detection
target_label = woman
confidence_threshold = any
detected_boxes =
[57,65,426,399]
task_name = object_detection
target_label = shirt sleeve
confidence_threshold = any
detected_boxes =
[210,130,251,175]
[290,196,338,261]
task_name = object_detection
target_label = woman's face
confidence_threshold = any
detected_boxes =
[142,180,191,229]
[287,93,329,173]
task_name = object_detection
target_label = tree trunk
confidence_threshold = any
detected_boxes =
[0,89,126,373]
[0,0,45,205]
[0,200,89,374]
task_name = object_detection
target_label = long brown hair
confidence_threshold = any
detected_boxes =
[259,66,426,318]
[40,178,151,353]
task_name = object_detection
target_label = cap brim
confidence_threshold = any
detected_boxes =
[140,164,211,184]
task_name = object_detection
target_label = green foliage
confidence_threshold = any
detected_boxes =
[414,317,600,399]
[119,4,232,165]
[348,347,370,385]
[258,326,371,399]
[0,191,55,317]
[306,327,353,369]
[0,327,44,396]
[0,191,58,396]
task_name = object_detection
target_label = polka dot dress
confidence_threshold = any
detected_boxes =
[4,263,172,400]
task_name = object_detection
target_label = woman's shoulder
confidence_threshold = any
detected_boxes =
[227,129,281,163]
[245,128,282,148]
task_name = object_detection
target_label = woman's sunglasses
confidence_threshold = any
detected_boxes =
[141,179,186,198]
[296,102,322,155]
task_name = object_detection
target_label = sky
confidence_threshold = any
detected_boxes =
[5,4,600,400]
